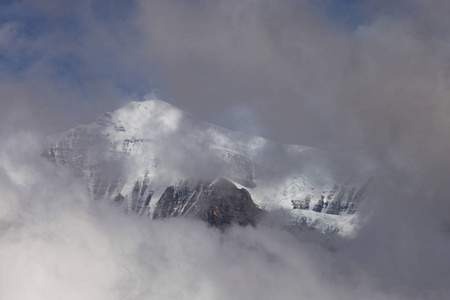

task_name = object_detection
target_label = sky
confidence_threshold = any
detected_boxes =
[1,0,450,299]
[1,0,370,144]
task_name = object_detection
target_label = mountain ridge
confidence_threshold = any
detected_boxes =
[46,98,368,235]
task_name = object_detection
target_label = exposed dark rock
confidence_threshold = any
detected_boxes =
[153,177,263,229]
[291,196,311,210]
[312,195,325,213]
[144,192,153,207]
[113,193,125,204]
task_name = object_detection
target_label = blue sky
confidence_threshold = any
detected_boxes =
[0,0,367,102]
[314,0,365,29]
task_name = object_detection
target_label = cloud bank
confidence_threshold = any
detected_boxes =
[1,0,450,299]
[0,133,418,300]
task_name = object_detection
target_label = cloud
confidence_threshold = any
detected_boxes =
[1,0,450,299]
[0,133,385,300]
[0,125,448,300]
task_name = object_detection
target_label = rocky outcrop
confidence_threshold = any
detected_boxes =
[292,183,368,215]
[153,178,263,229]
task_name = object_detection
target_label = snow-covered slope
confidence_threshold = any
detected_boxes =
[46,96,368,236]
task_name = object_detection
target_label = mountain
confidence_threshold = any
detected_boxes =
[45,96,368,235]
[152,177,263,229]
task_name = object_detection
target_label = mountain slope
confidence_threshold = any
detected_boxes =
[46,97,367,235]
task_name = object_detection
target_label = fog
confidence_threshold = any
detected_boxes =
[1,0,450,299]
[0,133,406,300]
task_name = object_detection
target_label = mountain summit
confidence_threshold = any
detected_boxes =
[46,98,367,235]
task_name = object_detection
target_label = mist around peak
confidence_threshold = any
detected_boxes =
[1,0,450,299]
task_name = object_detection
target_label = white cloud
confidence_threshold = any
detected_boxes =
[0,132,415,300]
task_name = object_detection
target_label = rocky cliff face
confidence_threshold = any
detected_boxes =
[46,98,368,235]
[153,178,262,228]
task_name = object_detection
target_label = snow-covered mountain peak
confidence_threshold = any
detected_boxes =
[97,99,184,140]
[46,98,369,236]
